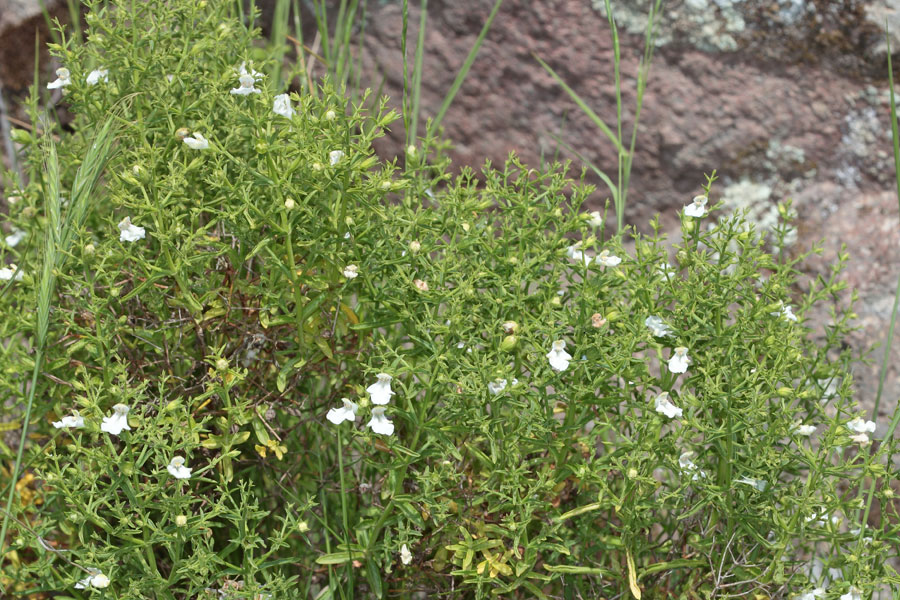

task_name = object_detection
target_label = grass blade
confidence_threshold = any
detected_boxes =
[408,0,428,146]
[874,26,900,421]
[269,0,292,88]
[0,115,116,563]
[550,132,618,204]
[427,0,503,138]
[533,53,623,155]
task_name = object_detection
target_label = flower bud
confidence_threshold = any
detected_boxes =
[298,521,310,533]
[216,358,229,371]
[500,335,517,352]
[284,198,295,210]
[502,321,518,334]
[409,240,421,253]
[325,110,336,121]
[10,129,32,145]
[175,515,187,527]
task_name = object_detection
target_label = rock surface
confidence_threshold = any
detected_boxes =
[0,0,64,89]
[359,0,900,424]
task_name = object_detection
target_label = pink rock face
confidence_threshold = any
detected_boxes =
[360,0,900,416]
[0,0,63,88]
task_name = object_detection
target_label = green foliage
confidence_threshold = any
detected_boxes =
[0,1,898,598]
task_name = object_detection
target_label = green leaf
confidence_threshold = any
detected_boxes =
[315,550,365,565]
[365,558,384,598]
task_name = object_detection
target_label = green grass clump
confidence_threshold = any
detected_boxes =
[0,1,897,598]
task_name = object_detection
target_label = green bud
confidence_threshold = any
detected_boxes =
[500,335,517,352]
[776,387,793,398]
[9,129,32,145]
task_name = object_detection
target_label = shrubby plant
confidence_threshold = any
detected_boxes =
[0,0,898,598]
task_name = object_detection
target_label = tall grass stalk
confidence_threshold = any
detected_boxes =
[425,0,503,139]
[0,117,115,563]
[269,0,292,88]
[536,0,662,232]
[408,0,428,147]
[857,28,900,539]
[874,31,900,424]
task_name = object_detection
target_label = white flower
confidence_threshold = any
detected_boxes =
[100,403,131,436]
[52,413,85,429]
[805,511,840,528]
[367,406,394,435]
[596,249,622,268]
[86,68,109,85]
[0,263,23,281]
[795,588,826,600]
[771,302,798,322]
[840,587,861,600]
[654,392,683,419]
[849,528,873,544]
[117,217,146,242]
[183,132,209,149]
[47,67,71,89]
[668,346,690,374]
[566,243,592,266]
[167,456,192,480]
[683,195,707,218]
[792,421,816,436]
[400,543,413,565]
[644,315,672,337]
[735,477,767,492]
[587,210,603,228]
[846,417,875,434]
[343,265,359,279]
[326,398,359,425]
[849,432,871,446]
[488,379,507,395]
[501,321,518,334]
[231,63,262,95]
[678,451,697,471]
[366,373,395,405]
[657,262,677,278]
[546,340,572,372]
[238,62,262,80]
[75,570,110,589]
[329,150,345,166]
[678,450,706,480]
[4,228,25,248]
[846,418,876,445]
[273,93,295,118]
